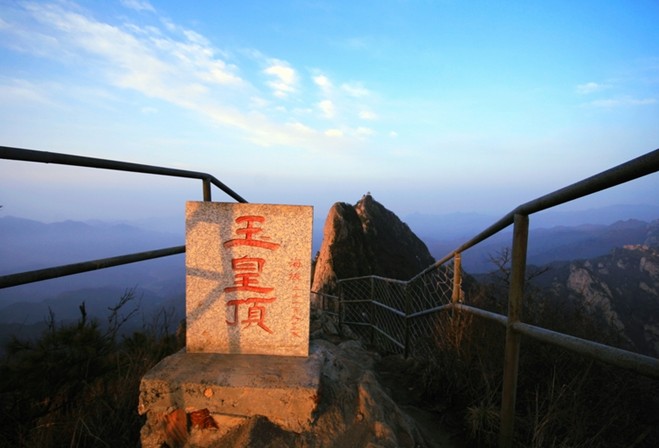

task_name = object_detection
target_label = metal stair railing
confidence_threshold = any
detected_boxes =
[335,147,659,448]
[0,145,247,289]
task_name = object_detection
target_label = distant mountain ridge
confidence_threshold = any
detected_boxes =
[0,216,186,351]
[472,220,659,357]
[0,215,185,302]
[0,215,182,273]
[2,208,657,352]
[404,203,659,240]
[404,203,659,273]
[416,218,658,273]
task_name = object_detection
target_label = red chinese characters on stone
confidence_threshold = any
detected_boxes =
[223,256,273,294]
[223,216,281,251]
[288,258,304,338]
[222,215,279,335]
[226,297,276,334]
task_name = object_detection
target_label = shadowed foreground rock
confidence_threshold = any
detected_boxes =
[139,310,461,447]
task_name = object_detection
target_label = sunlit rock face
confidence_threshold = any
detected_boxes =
[312,194,435,295]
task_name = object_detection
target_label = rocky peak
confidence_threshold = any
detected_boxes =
[535,234,659,357]
[643,219,659,247]
[312,194,435,295]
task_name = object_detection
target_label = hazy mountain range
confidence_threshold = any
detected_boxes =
[403,203,659,273]
[1,203,658,351]
[0,216,186,351]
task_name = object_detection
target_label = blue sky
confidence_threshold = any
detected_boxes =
[1,0,658,226]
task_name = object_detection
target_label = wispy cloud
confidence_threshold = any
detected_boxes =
[0,1,385,150]
[318,99,335,118]
[120,0,155,13]
[576,81,609,95]
[341,82,370,98]
[313,74,332,92]
[355,127,374,137]
[359,110,377,120]
[264,61,297,98]
[325,128,343,137]
[586,96,657,108]
[0,78,58,106]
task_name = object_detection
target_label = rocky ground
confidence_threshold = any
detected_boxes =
[204,311,464,447]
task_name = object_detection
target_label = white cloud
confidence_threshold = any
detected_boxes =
[344,36,370,51]
[389,131,398,138]
[0,78,57,106]
[264,62,297,97]
[1,2,387,153]
[341,82,370,97]
[287,121,315,134]
[576,82,608,95]
[325,129,343,137]
[120,0,156,13]
[313,74,332,92]
[250,96,269,109]
[355,127,374,137]
[584,96,657,108]
[10,3,248,109]
[318,99,335,118]
[359,110,377,120]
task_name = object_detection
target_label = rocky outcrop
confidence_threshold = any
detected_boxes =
[312,194,435,295]
[153,321,455,448]
[535,222,659,357]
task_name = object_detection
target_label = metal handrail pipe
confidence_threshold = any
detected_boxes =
[310,291,339,300]
[515,148,659,216]
[371,300,406,317]
[424,148,659,279]
[341,320,371,327]
[0,245,185,289]
[513,321,659,379]
[453,303,509,326]
[337,274,408,284]
[339,299,373,304]
[407,303,453,319]
[411,218,516,280]
[372,324,406,350]
[0,146,248,203]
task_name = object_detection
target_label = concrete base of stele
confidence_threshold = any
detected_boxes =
[138,350,321,448]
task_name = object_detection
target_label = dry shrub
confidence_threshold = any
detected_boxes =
[406,293,659,448]
[0,291,183,447]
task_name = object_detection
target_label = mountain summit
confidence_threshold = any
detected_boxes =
[312,194,434,295]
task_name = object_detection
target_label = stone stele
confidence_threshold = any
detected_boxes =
[185,201,313,357]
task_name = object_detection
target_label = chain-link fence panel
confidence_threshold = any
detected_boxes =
[335,261,460,356]
[407,263,455,314]
[405,310,444,358]
[371,300,406,353]
[311,291,339,315]
[338,277,373,341]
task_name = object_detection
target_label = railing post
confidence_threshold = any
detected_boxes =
[403,282,411,358]
[203,178,212,201]
[451,252,462,303]
[499,214,529,448]
[370,277,376,346]
[338,282,344,329]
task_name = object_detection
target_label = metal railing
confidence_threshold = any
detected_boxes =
[3,145,659,446]
[334,148,659,448]
[0,146,247,289]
